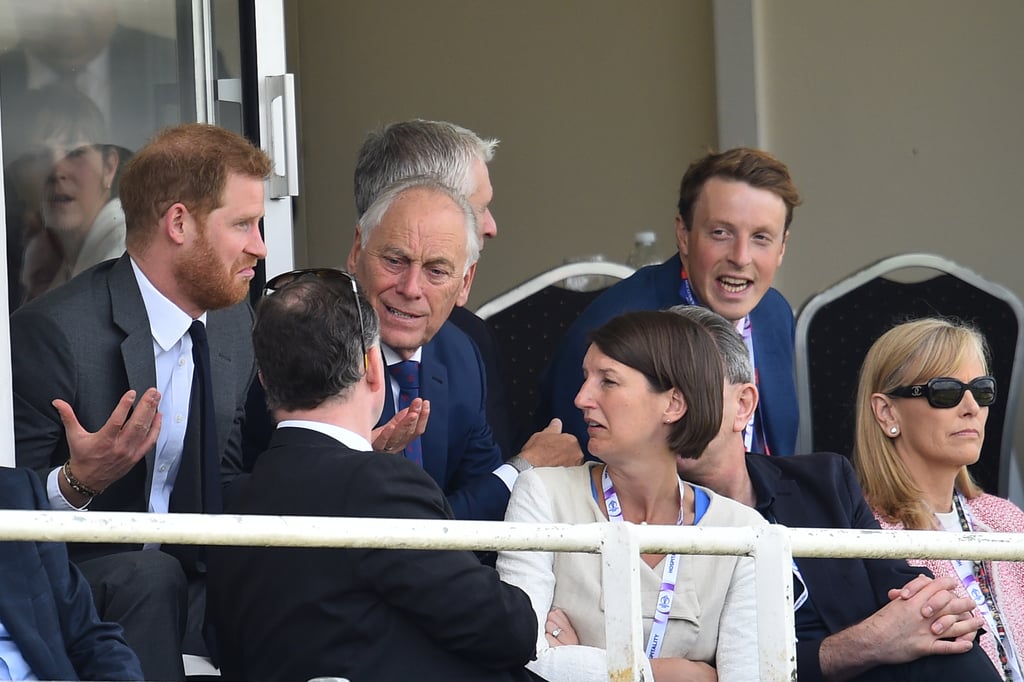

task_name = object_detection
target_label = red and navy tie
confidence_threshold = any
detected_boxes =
[387,360,423,466]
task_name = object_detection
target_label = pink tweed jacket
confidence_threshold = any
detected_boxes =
[875,493,1024,676]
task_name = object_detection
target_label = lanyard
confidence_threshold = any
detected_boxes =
[952,493,1023,682]
[602,467,685,659]
[736,315,762,454]
[680,268,767,454]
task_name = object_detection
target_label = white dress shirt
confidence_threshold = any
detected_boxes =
[47,259,203,517]
[379,344,517,491]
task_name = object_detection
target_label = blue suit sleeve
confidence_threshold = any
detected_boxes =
[19,469,143,680]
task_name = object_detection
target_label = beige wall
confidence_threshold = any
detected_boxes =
[287,0,1024,494]
[286,0,717,306]
[756,0,1024,495]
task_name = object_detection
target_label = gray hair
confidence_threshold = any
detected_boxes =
[359,176,480,271]
[354,119,498,216]
[668,305,753,384]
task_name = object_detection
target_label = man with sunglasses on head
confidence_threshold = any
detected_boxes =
[348,168,580,523]
[10,123,269,681]
[673,305,1000,682]
[207,269,540,682]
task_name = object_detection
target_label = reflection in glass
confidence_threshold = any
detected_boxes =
[0,0,191,310]
[15,84,130,302]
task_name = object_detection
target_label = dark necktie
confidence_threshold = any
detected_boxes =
[190,320,222,513]
[387,360,423,466]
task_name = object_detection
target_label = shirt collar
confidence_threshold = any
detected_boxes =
[381,344,422,367]
[276,420,372,452]
[130,257,206,350]
[25,46,110,91]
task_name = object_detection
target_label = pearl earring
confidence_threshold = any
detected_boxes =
[889,426,899,435]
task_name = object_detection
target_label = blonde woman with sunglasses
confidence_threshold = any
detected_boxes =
[853,317,1024,681]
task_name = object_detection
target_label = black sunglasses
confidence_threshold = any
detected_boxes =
[886,376,997,409]
[263,268,368,370]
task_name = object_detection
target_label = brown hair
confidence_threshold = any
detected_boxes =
[853,318,987,529]
[589,310,723,460]
[119,123,271,251]
[677,147,801,231]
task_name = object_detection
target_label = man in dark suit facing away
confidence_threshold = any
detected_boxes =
[10,123,271,681]
[208,269,540,682]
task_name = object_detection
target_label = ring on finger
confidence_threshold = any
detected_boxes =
[550,627,562,639]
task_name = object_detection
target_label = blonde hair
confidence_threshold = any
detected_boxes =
[852,318,987,529]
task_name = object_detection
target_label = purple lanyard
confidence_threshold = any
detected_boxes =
[680,268,767,454]
[602,467,685,659]
[952,494,1022,681]
[737,316,761,453]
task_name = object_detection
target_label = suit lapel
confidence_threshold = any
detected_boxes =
[418,341,448,486]
[380,375,398,424]
[205,309,239,461]
[109,255,159,502]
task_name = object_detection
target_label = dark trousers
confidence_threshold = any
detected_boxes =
[78,550,189,682]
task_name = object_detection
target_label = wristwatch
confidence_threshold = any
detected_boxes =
[507,455,534,473]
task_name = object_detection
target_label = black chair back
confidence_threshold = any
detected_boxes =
[796,254,1024,495]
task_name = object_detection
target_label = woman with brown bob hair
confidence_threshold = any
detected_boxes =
[498,310,765,681]
[853,317,1024,680]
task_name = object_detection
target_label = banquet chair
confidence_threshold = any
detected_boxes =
[477,261,635,450]
[795,253,1024,495]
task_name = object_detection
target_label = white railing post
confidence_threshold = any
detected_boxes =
[753,524,798,680]
[602,522,645,681]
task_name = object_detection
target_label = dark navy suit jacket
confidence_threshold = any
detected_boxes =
[0,467,142,681]
[378,321,509,521]
[449,305,513,459]
[540,253,799,456]
[746,453,930,682]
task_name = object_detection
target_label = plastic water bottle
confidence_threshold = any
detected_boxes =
[626,231,661,268]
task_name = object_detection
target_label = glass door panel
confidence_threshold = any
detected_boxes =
[0,0,293,465]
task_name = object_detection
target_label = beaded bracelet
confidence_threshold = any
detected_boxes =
[62,459,102,498]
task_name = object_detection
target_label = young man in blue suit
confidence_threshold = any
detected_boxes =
[348,177,581,522]
[208,269,540,682]
[674,306,1000,682]
[542,147,802,457]
[0,466,142,681]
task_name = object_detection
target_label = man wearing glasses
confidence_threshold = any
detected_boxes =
[208,269,540,682]
[10,123,269,681]
[348,176,580,522]
[673,306,1000,682]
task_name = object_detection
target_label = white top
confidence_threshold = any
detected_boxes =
[497,463,764,681]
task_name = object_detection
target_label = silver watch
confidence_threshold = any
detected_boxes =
[507,455,533,473]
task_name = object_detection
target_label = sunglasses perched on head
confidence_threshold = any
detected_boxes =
[886,376,997,409]
[263,268,367,369]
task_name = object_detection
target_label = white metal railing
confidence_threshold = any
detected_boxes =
[3,511,1023,680]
